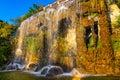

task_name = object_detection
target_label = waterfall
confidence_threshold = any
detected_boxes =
[4,0,115,75]
[46,8,55,64]
[14,20,28,64]
[6,0,76,72]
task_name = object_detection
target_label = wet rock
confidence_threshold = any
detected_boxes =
[48,67,63,75]
[6,62,25,70]
[72,68,85,77]
[46,73,55,77]
[27,63,38,71]
[39,65,63,77]
[6,65,16,70]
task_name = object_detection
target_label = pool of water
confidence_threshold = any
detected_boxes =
[0,71,120,80]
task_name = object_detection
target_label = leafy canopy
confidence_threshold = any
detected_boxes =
[0,20,14,66]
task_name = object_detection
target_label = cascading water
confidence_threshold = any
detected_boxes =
[6,21,28,70]
[5,0,112,77]
[46,8,55,65]
[6,0,78,72]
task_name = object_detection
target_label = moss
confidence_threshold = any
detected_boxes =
[24,36,39,55]
[95,52,99,58]
[88,36,94,50]
[57,37,69,56]
[115,15,120,28]
[97,39,102,48]
[112,39,120,51]
[83,12,99,17]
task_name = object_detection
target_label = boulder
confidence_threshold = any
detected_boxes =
[46,73,55,77]
[39,65,64,77]
[27,63,38,71]
[48,67,63,75]
[110,4,120,25]
[6,62,25,70]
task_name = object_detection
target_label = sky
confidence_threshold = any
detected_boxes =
[0,0,56,23]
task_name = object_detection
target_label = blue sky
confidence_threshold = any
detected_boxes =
[0,0,56,23]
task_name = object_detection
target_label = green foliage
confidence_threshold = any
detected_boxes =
[0,45,11,66]
[115,15,120,28]
[10,18,21,27]
[0,21,14,66]
[57,37,69,56]
[90,13,99,17]
[112,39,120,51]
[88,36,94,50]
[97,39,102,48]
[43,59,47,65]
[29,4,42,14]
[88,36,102,50]
[0,25,13,38]
[114,0,120,8]
[21,4,43,22]
[83,12,99,17]
[95,52,99,58]
[11,4,44,27]
[24,36,39,55]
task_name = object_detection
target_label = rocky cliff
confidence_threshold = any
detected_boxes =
[15,0,119,74]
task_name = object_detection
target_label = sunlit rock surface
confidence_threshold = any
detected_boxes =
[110,4,120,26]
[7,0,119,75]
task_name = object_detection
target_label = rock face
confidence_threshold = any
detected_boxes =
[27,63,38,71]
[74,0,114,74]
[14,0,116,74]
[110,4,120,26]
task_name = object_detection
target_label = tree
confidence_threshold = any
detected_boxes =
[0,21,14,66]
[21,4,44,22]
[10,4,44,27]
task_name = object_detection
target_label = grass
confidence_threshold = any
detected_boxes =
[0,71,120,80]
